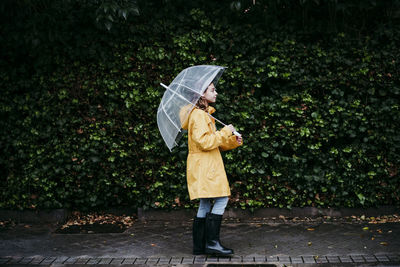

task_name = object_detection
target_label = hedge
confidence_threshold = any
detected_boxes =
[1,1,399,210]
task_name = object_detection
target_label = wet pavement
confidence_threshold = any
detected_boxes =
[0,218,399,266]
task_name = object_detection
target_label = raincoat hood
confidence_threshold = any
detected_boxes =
[181,106,215,130]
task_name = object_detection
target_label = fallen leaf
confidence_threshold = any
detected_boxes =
[307,228,315,231]
[362,226,369,231]
[308,242,312,246]
[174,197,180,204]
[380,242,388,246]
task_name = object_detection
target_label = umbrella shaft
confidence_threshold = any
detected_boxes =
[208,114,226,126]
[208,114,241,137]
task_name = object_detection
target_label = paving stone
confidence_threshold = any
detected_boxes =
[194,256,206,264]
[278,256,291,263]
[170,257,182,264]
[41,257,57,265]
[122,258,136,264]
[302,256,315,264]
[387,255,400,261]
[327,256,340,263]
[339,256,353,263]
[64,257,78,264]
[7,256,23,264]
[291,256,303,263]
[134,258,147,265]
[182,257,194,264]
[98,258,113,264]
[243,256,254,262]
[75,258,90,264]
[18,257,34,264]
[30,256,46,264]
[0,258,11,264]
[111,258,125,264]
[254,256,266,262]
[218,257,231,263]
[87,258,102,264]
[350,255,365,263]
[363,255,377,262]
[146,258,159,264]
[375,255,390,262]
[315,256,328,263]
[230,256,242,262]
[52,256,69,264]
[158,257,171,265]
[207,256,218,263]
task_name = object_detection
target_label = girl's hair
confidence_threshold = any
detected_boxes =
[196,82,214,111]
[196,96,208,111]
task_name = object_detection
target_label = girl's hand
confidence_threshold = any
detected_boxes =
[227,124,236,133]
[236,135,243,145]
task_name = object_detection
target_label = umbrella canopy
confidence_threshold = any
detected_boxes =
[157,65,225,151]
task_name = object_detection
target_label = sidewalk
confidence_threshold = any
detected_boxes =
[0,216,399,266]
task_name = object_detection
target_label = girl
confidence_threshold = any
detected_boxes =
[182,82,243,256]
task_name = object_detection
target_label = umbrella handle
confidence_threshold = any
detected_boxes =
[233,131,241,137]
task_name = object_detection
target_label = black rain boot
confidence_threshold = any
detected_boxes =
[193,216,206,255]
[205,213,234,255]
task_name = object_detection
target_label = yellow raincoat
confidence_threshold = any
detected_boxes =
[182,106,242,200]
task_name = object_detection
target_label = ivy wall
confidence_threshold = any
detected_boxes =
[1,0,399,210]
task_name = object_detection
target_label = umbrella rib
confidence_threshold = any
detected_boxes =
[160,83,195,106]
[160,102,181,133]
[158,85,193,114]
[160,83,227,127]
[170,82,202,96]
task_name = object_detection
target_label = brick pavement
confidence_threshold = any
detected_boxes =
[1,219,399,266]
[0,254,399,265]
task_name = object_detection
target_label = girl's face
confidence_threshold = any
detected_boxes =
[202,83,218,104]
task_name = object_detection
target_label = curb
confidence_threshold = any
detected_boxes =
[0,206,398,224]
[138,206,399,221]
[0,209,70,224]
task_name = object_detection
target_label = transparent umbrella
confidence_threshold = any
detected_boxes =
[157,65,240,151]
